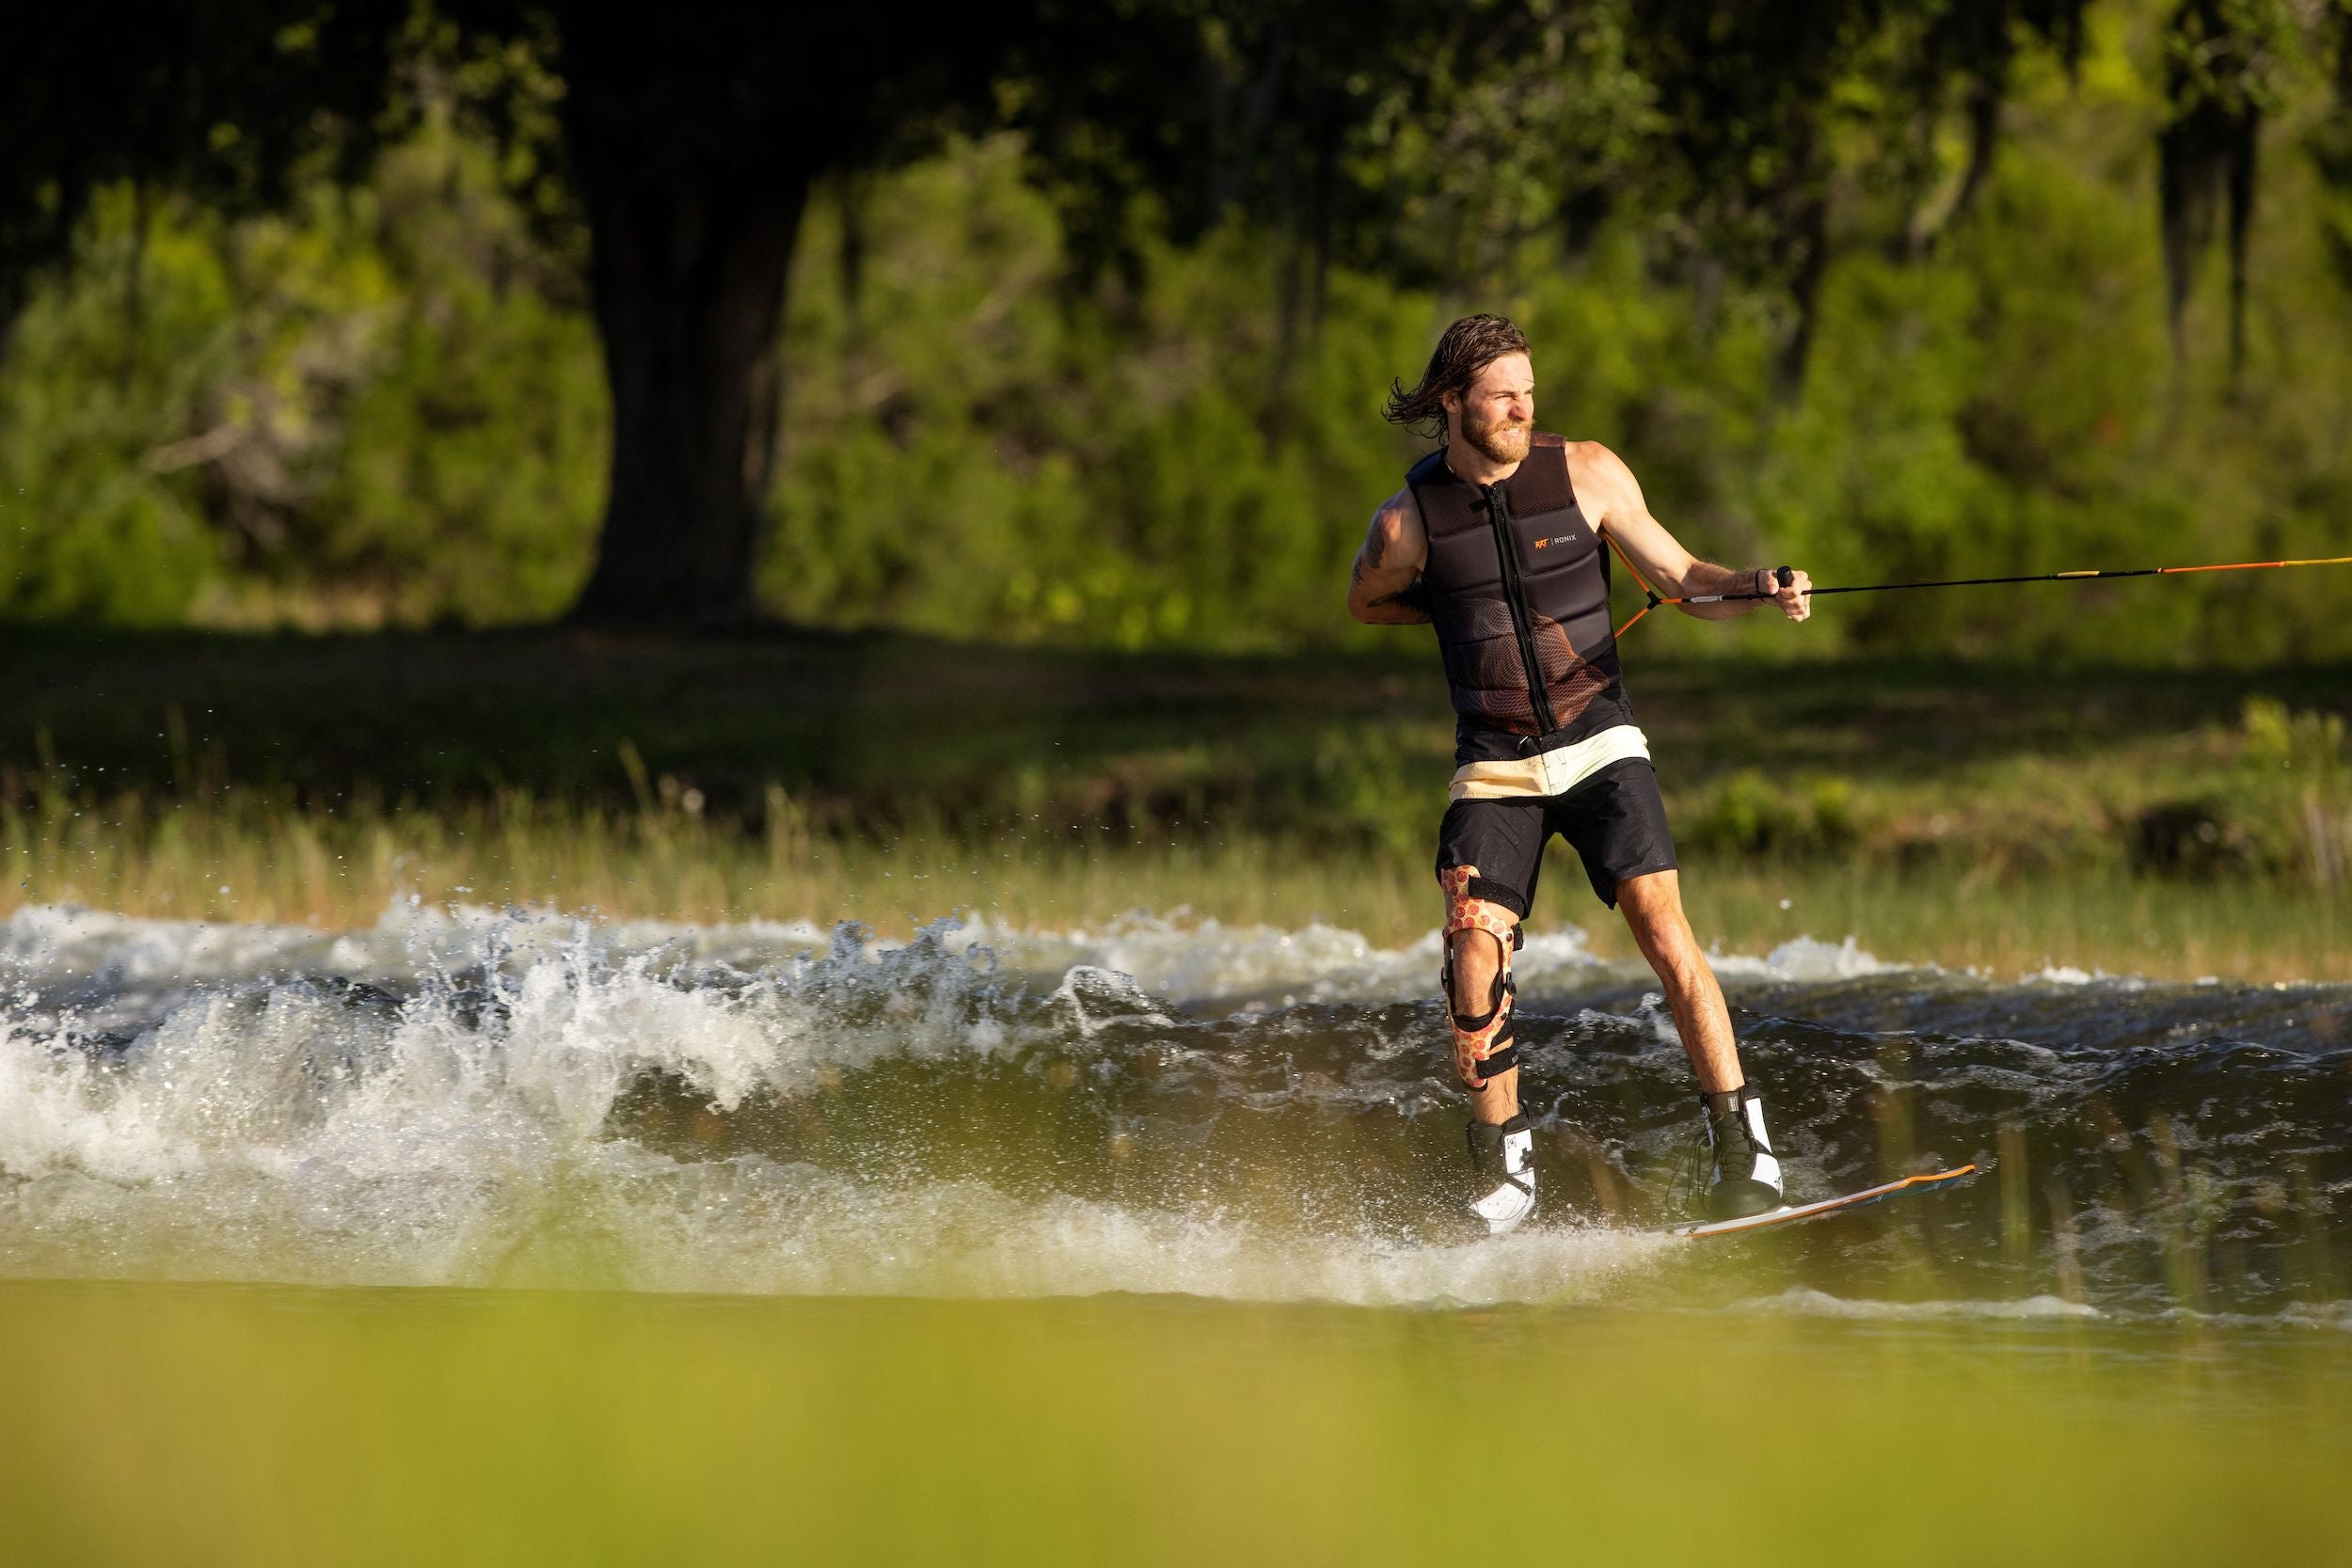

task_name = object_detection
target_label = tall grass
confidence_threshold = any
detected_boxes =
[3,785,2344,980]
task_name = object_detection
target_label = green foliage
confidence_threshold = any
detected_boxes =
[2230,696,2350,879]
[313,114,604,623]
[767,89,2352,662]
[2,6,2350,654]
[0,113,603,626]
[1680,769,1864,859]
[0,183,230,622]
[767,142,1433,649]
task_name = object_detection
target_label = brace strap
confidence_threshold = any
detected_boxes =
[1440,866,1520,942]
[1440,954,1518,1085]
[1439,864,1521,1086]
[1469,1039,1519,1079]
[1467,1119,1535,1196]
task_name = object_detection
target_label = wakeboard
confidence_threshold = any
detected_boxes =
[1651,1164,1979,1240]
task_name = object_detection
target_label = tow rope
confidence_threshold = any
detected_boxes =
[1608,546,2352,639]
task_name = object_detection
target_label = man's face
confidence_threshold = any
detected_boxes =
[1450,352,1534,465]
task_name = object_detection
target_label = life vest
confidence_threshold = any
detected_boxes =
[1406,434,1633,761]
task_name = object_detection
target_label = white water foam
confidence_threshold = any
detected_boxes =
[10,899,2310,1314]
[1729,1287,2105,1323]
[493,1164,1673,1307]
[1,1132,1673,1306]
[935,911,1627,1006]
[1710,935,1911,983]
[4,901,1915,1015]
[1,899,836,992]
[2151,1303,2352,1334]
[0,899,1684,1302]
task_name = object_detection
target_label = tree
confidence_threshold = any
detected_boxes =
[509,6,1033,623]
[2156,0,2299,380]
[2313,2,2352,294]
[1011,1,2109,396]
[0,3,404,350]
[1010,0,1661,406]
[2,1,1035,626]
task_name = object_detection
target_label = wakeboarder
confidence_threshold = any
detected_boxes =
[1347,313,1814,1233]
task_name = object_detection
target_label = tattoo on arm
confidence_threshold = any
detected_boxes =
[1351,501,1427,622]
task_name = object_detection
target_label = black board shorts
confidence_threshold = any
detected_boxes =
[1434,757,1678,914]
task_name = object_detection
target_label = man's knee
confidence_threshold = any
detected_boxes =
[1440,864,1521,1088]
[1614,867,1681,916]
[1616,870,1709,978]
[1618,870,1689,939]
[1449,926,1502,991]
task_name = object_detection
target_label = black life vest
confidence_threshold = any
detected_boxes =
[1406,434,1633,761]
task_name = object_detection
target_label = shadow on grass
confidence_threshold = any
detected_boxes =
[4,624,2349,837]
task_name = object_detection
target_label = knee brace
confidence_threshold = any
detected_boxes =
[1439,864,1522,1088]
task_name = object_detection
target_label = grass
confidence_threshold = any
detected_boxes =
[4,787,2345,980]
[3,1279,2348,1568]
[2,626,2348,977]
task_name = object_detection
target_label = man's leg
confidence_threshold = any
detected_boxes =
[1447,921,1518,1125]
[1444,904,1534,1233]
[1436,798,1545,1232]
[1555,759,1784,1221]
[1614,869,1740,1093]
[1615,869,1783,1218]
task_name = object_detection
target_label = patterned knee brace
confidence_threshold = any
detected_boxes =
[1439,864,1522,1088]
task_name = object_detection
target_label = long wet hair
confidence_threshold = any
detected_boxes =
[1383,314,1529,442]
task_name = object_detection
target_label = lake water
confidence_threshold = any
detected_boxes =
[3,900,2347,1561]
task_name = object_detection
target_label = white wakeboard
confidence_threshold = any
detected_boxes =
[1651,1164,1979,1239]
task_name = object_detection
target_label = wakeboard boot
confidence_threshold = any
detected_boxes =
[1466,1113,1536,1236]
[1700,1085,1784,1222]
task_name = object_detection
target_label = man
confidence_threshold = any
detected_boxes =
[1346,313,1812,1233]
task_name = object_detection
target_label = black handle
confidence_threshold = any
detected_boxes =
[1775,565,1794,589]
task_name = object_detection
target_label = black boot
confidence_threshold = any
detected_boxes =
[1466,1113,1536,1236]
[1701,1086,1785,1222]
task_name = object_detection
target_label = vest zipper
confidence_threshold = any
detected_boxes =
[1482,483,1559,737]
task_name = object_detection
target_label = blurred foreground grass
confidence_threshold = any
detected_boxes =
[4,627,2348,978]
[2,1279,2346,1568]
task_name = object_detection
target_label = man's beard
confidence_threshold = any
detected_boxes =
[1461,405,1531,465]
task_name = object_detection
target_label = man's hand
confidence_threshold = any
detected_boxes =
[1713,563,1814,622]
[1772,568,1813,623]
[1571,442,1815,628]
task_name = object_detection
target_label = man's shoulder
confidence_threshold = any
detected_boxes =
[1548,435,1619,467]
[1369,485,1427,549]
[1376,483,1425,523]
[1559,438,1635,496]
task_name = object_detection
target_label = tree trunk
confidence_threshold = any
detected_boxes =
[2224,105,2258,385]
[1940,47,2009,241]
[1772,189,1831,397]
[567,168,810,625]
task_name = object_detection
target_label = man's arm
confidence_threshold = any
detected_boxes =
[1347,488,1433,625]
[1572,443,1810,623]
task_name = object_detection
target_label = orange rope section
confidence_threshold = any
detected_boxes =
[2155,555,2352,576]
[1606,533,1668,640]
